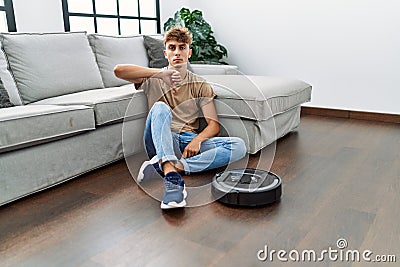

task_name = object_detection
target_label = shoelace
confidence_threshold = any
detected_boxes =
[164,179,183,190]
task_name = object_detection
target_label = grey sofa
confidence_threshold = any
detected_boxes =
[0,32,311,206]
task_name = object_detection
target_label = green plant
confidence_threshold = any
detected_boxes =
[164,7,228,64]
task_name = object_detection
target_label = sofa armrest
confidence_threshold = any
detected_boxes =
[190,64,239,75]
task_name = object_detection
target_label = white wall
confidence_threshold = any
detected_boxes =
[166,0,400,114]
[10,0,400,114]
[13,0,64,32]
[160,0,191,28]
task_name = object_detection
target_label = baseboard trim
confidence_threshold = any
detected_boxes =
[301,106,400,124]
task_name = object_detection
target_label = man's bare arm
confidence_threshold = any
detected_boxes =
[113,64,181,88]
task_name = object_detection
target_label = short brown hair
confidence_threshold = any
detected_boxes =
[164,26,193,46]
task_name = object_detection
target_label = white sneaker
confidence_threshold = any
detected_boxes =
[137,155,161,182]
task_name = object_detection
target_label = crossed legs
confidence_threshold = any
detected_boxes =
[141,101,246,209]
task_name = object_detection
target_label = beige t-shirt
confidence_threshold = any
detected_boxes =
[140,71,216,133]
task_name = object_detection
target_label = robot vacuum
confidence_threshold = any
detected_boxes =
[211,168,282,207]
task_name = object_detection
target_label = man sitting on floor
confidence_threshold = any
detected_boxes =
[114,26,246,209]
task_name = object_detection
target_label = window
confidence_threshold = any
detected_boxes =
[0,0,16,32]
[61,0,160,35]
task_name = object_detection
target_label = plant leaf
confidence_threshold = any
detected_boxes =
[164,7,228,64]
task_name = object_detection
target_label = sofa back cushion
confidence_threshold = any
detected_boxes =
[0,78,14,108]
[143,35,167,68]
[88,34,149,88]
[0,48,22,105]
[0,32,105,104]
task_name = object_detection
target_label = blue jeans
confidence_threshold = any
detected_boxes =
[144,102,247,174]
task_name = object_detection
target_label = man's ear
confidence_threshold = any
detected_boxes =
[164,50,167,58]
[189,48,192,58]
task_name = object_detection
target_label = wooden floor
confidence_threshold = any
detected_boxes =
[1,115,399,267]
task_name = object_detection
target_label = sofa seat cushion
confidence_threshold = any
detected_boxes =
[0,32,105,104]
[32,84,148,126]
[0,105,95,153]
[88,34,149,88]
[203,75,312,120]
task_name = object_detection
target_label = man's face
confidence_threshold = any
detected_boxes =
[164,40,192,68]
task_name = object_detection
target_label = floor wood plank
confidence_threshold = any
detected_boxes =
[0,115,399,267]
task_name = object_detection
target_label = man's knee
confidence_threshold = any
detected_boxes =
[149,101,171,117]
[230,137,247,161]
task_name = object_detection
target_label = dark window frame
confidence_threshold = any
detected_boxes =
[61,0,161,35]
[0,0,17,32]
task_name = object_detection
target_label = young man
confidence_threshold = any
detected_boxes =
[114,26,246,209]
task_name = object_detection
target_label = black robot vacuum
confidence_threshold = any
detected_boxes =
[211,168,282,207]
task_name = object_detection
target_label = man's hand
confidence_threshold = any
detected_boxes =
[182,138,202,158]
[159,68,182,89]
